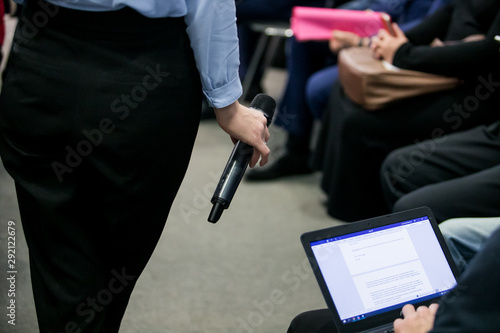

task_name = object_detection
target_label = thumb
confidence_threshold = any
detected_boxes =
[332,29,345,40]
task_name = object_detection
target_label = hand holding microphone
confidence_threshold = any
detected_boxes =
[208,94,276,223]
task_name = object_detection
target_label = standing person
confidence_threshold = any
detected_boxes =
[0,0,4,65]
[0,0,271,332]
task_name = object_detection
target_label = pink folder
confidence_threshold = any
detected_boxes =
[291,6,393,41]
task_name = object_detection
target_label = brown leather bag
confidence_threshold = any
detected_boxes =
[337,47,462,110]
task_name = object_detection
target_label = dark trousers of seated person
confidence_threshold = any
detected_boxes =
[313,80,500,222]
[381,121,500,222]
[287,309,337,333]
[0,3,201,332]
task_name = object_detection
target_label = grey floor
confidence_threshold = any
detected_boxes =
[0,16,343,333]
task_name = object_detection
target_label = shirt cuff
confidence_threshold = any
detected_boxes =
[392,42,413,69]
[203,76,243,109]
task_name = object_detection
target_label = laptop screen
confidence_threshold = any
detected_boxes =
[309,216,457,325]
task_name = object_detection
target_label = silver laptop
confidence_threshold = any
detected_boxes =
[301,207,459,333]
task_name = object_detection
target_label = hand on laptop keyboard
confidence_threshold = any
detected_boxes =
[392,304,439,333]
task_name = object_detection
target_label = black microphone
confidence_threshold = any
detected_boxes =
[208,94,276,223]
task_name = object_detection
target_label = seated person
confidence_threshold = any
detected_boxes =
[236,0,330,100]
[246,0,450,180]
[381,121,500,224]
[312,0,500,222]
[287,218,500,333]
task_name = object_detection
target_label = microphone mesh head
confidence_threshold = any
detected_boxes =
[250,94,276,121]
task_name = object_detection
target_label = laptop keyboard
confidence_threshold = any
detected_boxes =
[384,330,394,333]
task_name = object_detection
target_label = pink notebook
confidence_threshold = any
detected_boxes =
[291,6,393,41]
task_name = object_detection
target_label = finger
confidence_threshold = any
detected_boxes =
[416,305,430,314]
[249,149,260,168]
[260,141,271,166]
[377,28,388,38]
[371,35,381,48]
[329,39,337,51]
[263,127,270,143]
[259,154,269,167]
[252,141,270,167]
[428,303,440,314]
[393,318,404,332]
[401,304,416,317]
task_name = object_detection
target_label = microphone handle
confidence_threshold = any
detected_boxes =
[211,140,253,206]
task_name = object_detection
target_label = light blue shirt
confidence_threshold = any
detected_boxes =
[15,0,242,108]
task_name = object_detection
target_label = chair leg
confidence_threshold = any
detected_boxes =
[241,32,270,102]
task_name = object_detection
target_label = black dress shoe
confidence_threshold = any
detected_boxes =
[245,152,313,181]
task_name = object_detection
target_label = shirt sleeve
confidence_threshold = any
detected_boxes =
[184,0,243,109]
[403,3,455,46]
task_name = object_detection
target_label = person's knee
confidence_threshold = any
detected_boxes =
[287,311,320,333]
[439,218,469,239]
[392,187,448,222]
[392,192,427,213]
[306,69,336,120]
[440,217,500,247]
[287,309,334,333]
[382,146,420,186]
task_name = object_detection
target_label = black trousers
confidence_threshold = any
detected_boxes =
[287,309,336,333]
[0,2,201,332]
[381,121,500,222]
[313,79,500,222]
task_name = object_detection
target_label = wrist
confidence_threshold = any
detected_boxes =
[357,37,372,47]
[214,100,239,124]
[214,100,238,114]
